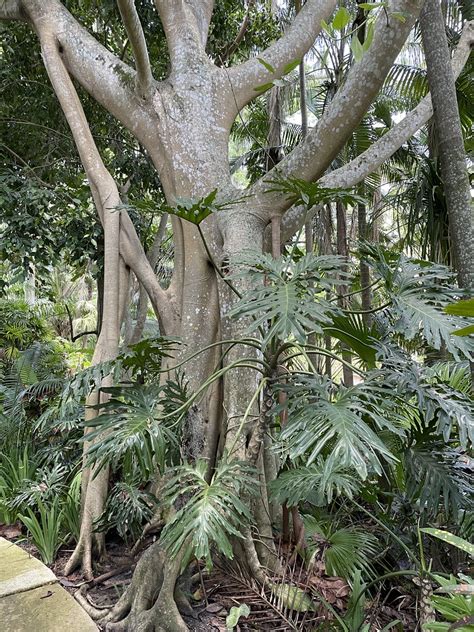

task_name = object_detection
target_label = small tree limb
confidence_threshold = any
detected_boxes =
[117,0,154,98]
[320,20,474,191]
[250,0,422,219]
[16,0,154,138]
[227,0,337,111]
[220,0,255,63]
[154,0,214,70]
[278,19,474,241]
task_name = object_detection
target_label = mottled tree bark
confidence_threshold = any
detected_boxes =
[420,0,474,291]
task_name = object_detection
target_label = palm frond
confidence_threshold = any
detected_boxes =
[304,515,378,580]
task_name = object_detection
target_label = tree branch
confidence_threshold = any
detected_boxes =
[220,0,255,63]
[32,14,176,334]
[19,0,154,138]
[249,0,422,220]
[226,0,337,112]
[320,19,474,191]
[117,0,154,98]
[279,19,474,242]
[154,0,214,72]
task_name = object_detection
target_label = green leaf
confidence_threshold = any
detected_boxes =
[226,604,250,630]
[228,252,347,348]
[304,516,378,579]
[160,459,258,569]
[332,7,351,30]
[444,298,474,317]
[351,35,364,62]
[277,376,400,480]
[257,57,275,73]
[324,312,378,369]
[391,11,407,22]
[421,528,474,557]
[253,82,274,93]
[269,582,315,612]
[265,175,367,210]
[453,324,474,337]
[270,456,359,507]
[282,58,301,75]
[358,2,387,9]
[83,380,187,477]
[365,250,473,360]
[362,22,375,52]
[320,19,331,34]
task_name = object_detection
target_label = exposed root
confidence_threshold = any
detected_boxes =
[74,585,109,620]
[93,541,188,632]
[64,465,109,578]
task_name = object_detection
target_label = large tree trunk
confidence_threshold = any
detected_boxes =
[420,1,474,291]
[3,0,462,628]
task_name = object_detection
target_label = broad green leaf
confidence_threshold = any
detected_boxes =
[283,58,301,74]
[323,313,378,369]
[453,324,474,337]
[160,460,258,569]
[228,252,347,348]
[226,604,250,630]
[320,19,331,34]
[257,57,275,73]
[362,22,375,52]
[351,35,364,62]
[269,582,315,612]
[253,82,274,93]
[332,7,351,30]
[270,456,359,507]
[421,528,474,557]
[278,377,400,480]
[391,11,407,22]
[444,298,474,317]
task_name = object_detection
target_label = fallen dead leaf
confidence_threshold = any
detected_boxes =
[0,523,22,539]
[206,602,225,614]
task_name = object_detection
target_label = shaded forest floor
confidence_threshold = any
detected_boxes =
[1,523,419,631]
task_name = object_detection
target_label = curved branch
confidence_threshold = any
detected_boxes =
[249,0,422,220]
[117,0,153,98]
[220,0,255,63]
[278,20,474,241]
[320,20,474,190]
[226,0,337,111]
[31,10,176,334]
[18,0,154,138]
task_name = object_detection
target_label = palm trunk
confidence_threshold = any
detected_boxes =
[420,1,473,291]
[336,201,354,386]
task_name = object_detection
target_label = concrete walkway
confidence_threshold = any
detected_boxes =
[0,537,98,631]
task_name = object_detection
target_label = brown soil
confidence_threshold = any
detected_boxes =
[3,528,417,631]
